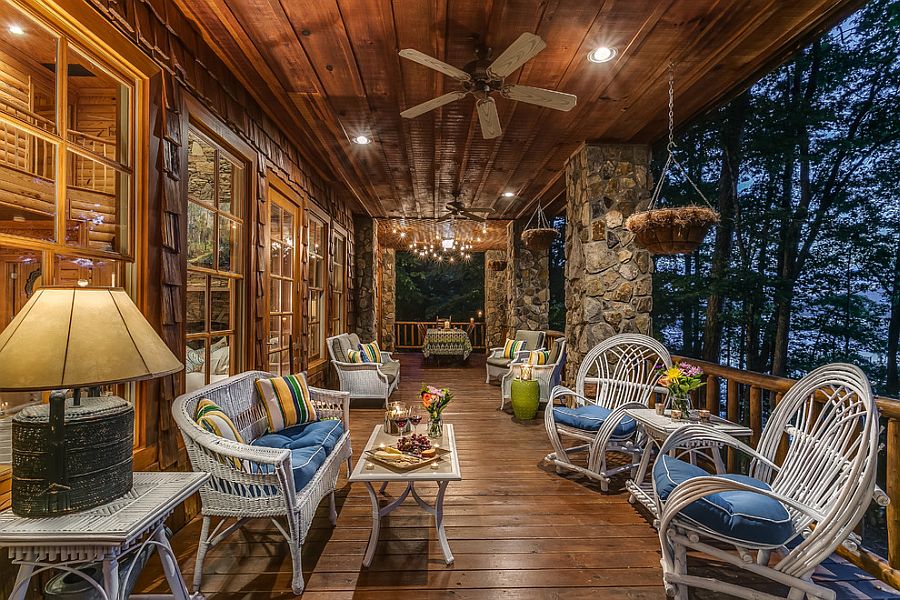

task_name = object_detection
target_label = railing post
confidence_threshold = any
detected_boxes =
[706,375,719,414]
[774,392,788,465]
[888,417,900,570]
[727,380,739,471]
[749,385,762,447]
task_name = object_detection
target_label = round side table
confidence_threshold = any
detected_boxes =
[510,378,540,420]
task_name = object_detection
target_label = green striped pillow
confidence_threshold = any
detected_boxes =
[502,338,526,359]
[358,341,382,363]
[195,399,244,469]
[527,350,551,365]
[255,373,317,432]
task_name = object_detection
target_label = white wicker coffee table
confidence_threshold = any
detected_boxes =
[0,471,209,600]
[349,424,461,567]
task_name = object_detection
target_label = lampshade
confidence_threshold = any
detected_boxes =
[0,286,183,391]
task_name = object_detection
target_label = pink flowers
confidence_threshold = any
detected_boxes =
[421,384,453,418]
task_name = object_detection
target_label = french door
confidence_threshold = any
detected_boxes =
[267,185,302,375]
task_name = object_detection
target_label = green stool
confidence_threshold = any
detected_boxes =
[510,378,540,420]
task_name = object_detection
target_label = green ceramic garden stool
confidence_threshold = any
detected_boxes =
[510,378,540,420]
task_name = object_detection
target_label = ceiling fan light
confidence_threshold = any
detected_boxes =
[502,191,515,198]
[351,135,371,145]
[441,238,454,250]
[588,46,617,63]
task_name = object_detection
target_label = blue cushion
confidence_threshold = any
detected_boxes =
[653,454,794,546]
[553,404,636,436]
[252,420,344,491]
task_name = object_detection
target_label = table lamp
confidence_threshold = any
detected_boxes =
[0,282,182,516]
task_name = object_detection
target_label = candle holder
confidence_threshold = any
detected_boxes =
[520,365,534,381]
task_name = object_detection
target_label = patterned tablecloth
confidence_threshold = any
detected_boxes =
[422,328,473,359]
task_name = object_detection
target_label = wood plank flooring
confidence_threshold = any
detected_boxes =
[137,354,899,599]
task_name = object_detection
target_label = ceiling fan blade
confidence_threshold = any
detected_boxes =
[400,91,466,119]
[399,49,472,82]
[462,207,494,213]
[487,32,547,78]
[476,98,502,140]
[502,85,577,111]
[436,215,454,223]
[459,211,487,223]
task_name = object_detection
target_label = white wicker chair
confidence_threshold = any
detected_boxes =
[486,329,546,384]
[545,333,671,492]
[172,371,352,595]
[655,363,885,600]
[500,338,567,410]
[327,333,399,405]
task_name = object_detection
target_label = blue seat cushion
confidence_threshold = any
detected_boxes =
[653,454,794,546]
[253,419,344,453]
[251,420,344,490]
[553,404,636,436]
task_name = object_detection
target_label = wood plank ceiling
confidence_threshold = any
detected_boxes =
[174,0,861,220]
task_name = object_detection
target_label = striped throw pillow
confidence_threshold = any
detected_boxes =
[358,341,382,363]
[347,349,370,363]
[195,399,244,468]
[255,373,318,432]
[502,338,526,359]
[527,350,551,365]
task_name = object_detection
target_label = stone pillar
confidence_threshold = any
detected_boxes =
[380,248,396,351]
[506,219,550,337]
[564,144,654,381]
[484,249,508,348]
[353,215,378,342]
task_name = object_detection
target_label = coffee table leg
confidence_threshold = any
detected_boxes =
[362,482,382,568]
[435,480,453,565]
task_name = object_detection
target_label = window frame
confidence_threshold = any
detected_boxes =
[306,206,328,366]
[330,225,347,337]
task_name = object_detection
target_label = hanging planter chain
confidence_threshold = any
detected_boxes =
[522,203,558,251]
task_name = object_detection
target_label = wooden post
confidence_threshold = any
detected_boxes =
[888,418,900,570]
[706,376,719,414]
[749,385,762,447]
[774,392,788,466]
[727,380,739,471]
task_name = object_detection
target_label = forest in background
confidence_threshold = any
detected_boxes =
[395,251,485,322]
[652,0,900,395]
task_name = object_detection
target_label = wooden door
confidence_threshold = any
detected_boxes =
[267,187,301,375]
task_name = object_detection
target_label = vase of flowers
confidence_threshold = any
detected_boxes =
[421,384,453,438]
[656,362,705,418]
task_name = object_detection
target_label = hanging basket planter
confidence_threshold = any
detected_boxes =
[487,259,508,271]
[625,206,719,256]
[522,203,558,252]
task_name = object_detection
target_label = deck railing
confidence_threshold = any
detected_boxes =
[394,321,486,350]
[672,355,900,589]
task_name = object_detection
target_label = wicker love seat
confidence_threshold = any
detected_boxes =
[173,370,352,595]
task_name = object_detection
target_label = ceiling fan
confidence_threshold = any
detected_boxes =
[437,191,493,223]
[399,32,577,139]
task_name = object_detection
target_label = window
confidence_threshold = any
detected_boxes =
[331,231,346,336]
[307,214,326,363]
[0,0,139,417]
[185,128,244,392]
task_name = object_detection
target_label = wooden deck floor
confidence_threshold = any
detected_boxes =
[138,354,899,599]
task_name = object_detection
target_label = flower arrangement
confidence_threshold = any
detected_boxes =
[656,362,705,415]
[421,384,453,438]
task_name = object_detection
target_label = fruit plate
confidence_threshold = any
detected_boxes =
[364,447,452,472]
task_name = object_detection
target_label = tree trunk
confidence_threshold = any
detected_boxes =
[703,93,749,364]
[887,233,900,396]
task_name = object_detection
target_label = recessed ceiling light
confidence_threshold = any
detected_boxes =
[587,46,617,63]
[352,135,371,145]
[502,191,515,198]
[8,25,24,35]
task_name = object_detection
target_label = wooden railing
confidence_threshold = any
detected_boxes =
[394,321,486,350]
[672,355,900,589]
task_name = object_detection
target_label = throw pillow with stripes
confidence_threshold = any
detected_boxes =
[358,341,382,363]
[255,373,318,432]
[502,338,526,359]
[195,399,244,468]
[527,350,551,365]
[347,349,369,363]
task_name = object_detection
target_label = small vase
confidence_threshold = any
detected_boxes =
[671,394,691,418]
[427,415,443,439]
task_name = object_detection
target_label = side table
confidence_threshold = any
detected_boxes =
[0,471,209,600]
[509,378,540,420]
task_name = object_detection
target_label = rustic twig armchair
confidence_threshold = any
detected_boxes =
[173,371,351,595]
[545,333,671,491]
[500,338,567,410]
[655,363,885,600]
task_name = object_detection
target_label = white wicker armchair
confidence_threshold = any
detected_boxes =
[327,333,399,405]
[654,363,885,600]
[500,338,567,410]
[545,333,671,492]
[172,370,352,595]
[485,329,546,384]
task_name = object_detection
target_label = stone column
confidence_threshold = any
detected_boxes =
[380,248,396,351]
[506,219,550,337]
[353,215,378,342]
[564,144,654,381]
[484,249,508,348]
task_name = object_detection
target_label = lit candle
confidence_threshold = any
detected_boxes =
[520,365,533,381]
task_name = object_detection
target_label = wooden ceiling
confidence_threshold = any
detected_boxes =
[377,218,509,251]
[175,0,861,220]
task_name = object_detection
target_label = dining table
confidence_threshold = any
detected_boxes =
[421,328,473,361]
